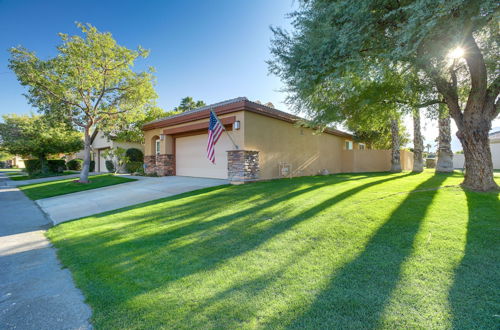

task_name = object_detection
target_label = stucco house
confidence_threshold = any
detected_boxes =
[143,97,413,182]
[73,131,144,172]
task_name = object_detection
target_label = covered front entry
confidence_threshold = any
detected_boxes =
[175,133,233,179]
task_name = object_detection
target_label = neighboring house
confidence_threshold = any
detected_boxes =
[72,131,144,172]
[143,97,413,182]
[453,130,500,169]
[5,155,25,169]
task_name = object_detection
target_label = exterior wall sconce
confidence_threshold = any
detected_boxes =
[159,134,166,141]
[233,120,241,130]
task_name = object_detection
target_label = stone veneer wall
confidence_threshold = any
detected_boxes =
[144,154,175,176]
[227,150,259,182]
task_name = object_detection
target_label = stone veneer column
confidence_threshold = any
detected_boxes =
[156,154,175,176]
[227,150,259,183]
[144,155,156,175]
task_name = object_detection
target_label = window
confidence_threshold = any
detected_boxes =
[345,140,353,150]
[359,143,366,150]
[155,139,161,155]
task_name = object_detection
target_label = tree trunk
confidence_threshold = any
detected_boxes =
[40,154,49,174]
[457,122,497,191]
[79,128,91,183]
[390,119,402,172]
[436,112,453,172]
[412,109,424,172]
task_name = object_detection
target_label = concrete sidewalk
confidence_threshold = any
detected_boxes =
[0,173,92,329]
[37,176,228,224]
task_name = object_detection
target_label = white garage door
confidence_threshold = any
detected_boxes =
[176,133,232,179]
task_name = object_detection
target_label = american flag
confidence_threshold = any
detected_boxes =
[207,110,225,164]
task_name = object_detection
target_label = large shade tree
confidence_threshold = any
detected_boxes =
[0,114,82,173]
[270,0,499,191]
[9,23,157,182]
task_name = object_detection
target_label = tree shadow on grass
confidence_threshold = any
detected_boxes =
[448,189,500,329]
[285,173,451,329]
[51,172,414,321]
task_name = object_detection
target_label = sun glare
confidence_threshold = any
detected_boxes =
[448,47,465,59]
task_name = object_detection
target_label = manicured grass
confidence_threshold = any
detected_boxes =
[0,168,22,172]
[19,174,136,200]
[5,172,26,176]
[47,171,499,329]
[9,170,76,181]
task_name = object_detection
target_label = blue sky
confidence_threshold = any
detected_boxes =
[0,0,497,151]
[0,0,295,115]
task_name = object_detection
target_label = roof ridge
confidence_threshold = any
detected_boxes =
[145,97,248,126]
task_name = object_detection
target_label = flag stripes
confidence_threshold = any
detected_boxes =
[207,111,224,163]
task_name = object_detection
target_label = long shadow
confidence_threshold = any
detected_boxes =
[286,173,450,329]
[104,173,413,280]
[448,189,500,329]
[54,172,412,311]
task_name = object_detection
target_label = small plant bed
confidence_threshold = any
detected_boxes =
[19,174,136,200]
[9,171,77,181]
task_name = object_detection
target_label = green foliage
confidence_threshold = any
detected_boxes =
[105,160,115,173]
[47,160,66,173]
[8,23,157,181]
[89,160,95,172]
[25,159,67,174]
[67,158,83,171]
[0,114,83,172]
[125,161,143,174]
[110,106,178,143]
[103,147,129,173]
[24,159,41,174]
[174,96,206,112]
[125,148,143,162]
[0,150,13,161]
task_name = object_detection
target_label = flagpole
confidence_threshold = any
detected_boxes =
[211,109,239,149]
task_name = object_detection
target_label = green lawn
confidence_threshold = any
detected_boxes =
[0,168,22,172]
[9,170,77,181]
[19,174,136,200]
[47,171,500,329]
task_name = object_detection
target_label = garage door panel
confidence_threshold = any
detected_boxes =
[176,133,231,179]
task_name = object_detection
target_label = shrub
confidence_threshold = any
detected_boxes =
[0,161,6,169]
[67,158,83,171]
[47,160,66,173]
[25,159,41,174]
[126,148,144,162]
[125,161,143,174]
[105,160,115,172]
[89,160,95,172]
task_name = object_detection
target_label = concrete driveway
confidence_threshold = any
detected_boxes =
[37,176,228,224]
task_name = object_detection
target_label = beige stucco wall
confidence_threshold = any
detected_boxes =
[143,111,245,156]
[490,140,500,169]
[243,111,349,180]
[342,149,414,173]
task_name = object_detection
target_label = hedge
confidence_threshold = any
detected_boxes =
[47,160,66,173]
[125,161,143,174]
[25,159,67,174]
[67,158,83,171]
[126,148,144,162]
[24,159,41,174]
[105,160,115,172]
